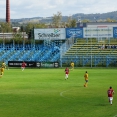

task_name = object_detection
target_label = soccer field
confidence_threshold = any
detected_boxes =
[0,68,117,117]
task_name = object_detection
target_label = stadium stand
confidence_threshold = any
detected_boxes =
[61,38,117,67]
[0,38,117,67]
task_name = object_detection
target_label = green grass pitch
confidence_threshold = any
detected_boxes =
[0,68,117,117]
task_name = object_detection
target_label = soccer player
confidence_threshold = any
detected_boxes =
[0,66,4,78]
[2,61,9,70]
[70,62,74,70]
[107,86,115,105]
[2,61,6,69]
[65,67,69,80]
[84,71,88,87]
[21,61,26,71]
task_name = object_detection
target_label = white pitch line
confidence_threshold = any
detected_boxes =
[113,115,117,117]
[60,90,73,100]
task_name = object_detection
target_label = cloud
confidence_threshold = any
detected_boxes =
[0,0,117,19]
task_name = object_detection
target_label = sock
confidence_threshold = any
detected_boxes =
[110,100,112,105]
[84,83,87,87]
[65,74,68,79]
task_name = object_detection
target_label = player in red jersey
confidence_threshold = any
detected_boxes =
[107,86,115,105]
[65,67,69,80]
[21,61,26,71]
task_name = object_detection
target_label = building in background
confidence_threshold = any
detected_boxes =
[77,22,117,28]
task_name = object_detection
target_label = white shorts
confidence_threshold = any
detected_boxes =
[108,97,113,100]
[21,67,25,69]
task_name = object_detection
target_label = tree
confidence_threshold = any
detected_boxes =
[106,18,116,22]
[66,16,72,27]
[70,19,77,27]
[25,22,47,34]
[66,16,77,28]
[12,32,23,44]
[0,22,12,33]
[52,12,62,28]
[82,19,90,23]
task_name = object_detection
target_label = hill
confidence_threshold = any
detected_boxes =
[0,11,117,23]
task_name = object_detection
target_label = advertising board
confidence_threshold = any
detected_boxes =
[83,27,113,38]
[8,61,59,68]
[66,28,83,38]
[113,27,117,38]
[34,28,65,40]
[8,61,36,67]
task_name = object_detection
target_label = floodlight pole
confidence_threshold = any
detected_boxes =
[91,29,92,68]
[108,27,110,44]
[91,38,92,68]
[60,45,62,67]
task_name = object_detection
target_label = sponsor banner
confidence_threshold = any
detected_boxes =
[8,61,36,67]
[66,28,83,38]
[36,62,59,68]
[113,27,117,38]
[8,61,59,68]
[83,27,113,38]
[34,28,65,40]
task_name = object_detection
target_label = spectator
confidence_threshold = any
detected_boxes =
[107,44,111,49]
[111,45,114,49]
[101,44,105,50]
[105,44,107,49]
[114,45,116,49]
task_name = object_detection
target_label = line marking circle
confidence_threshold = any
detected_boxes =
[60,90,73,100]
[113,115,117,117]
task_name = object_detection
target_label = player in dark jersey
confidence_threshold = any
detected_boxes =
[107,86,115,105]
[65,67,69,80]
[21,61,26,71]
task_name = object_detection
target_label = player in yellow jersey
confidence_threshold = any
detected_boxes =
[0,66,4,78]
[2,61,6,69]
[70,61,74,70]
[84,71,88,87]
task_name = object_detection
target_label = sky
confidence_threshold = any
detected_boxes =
[0,0,117,19]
